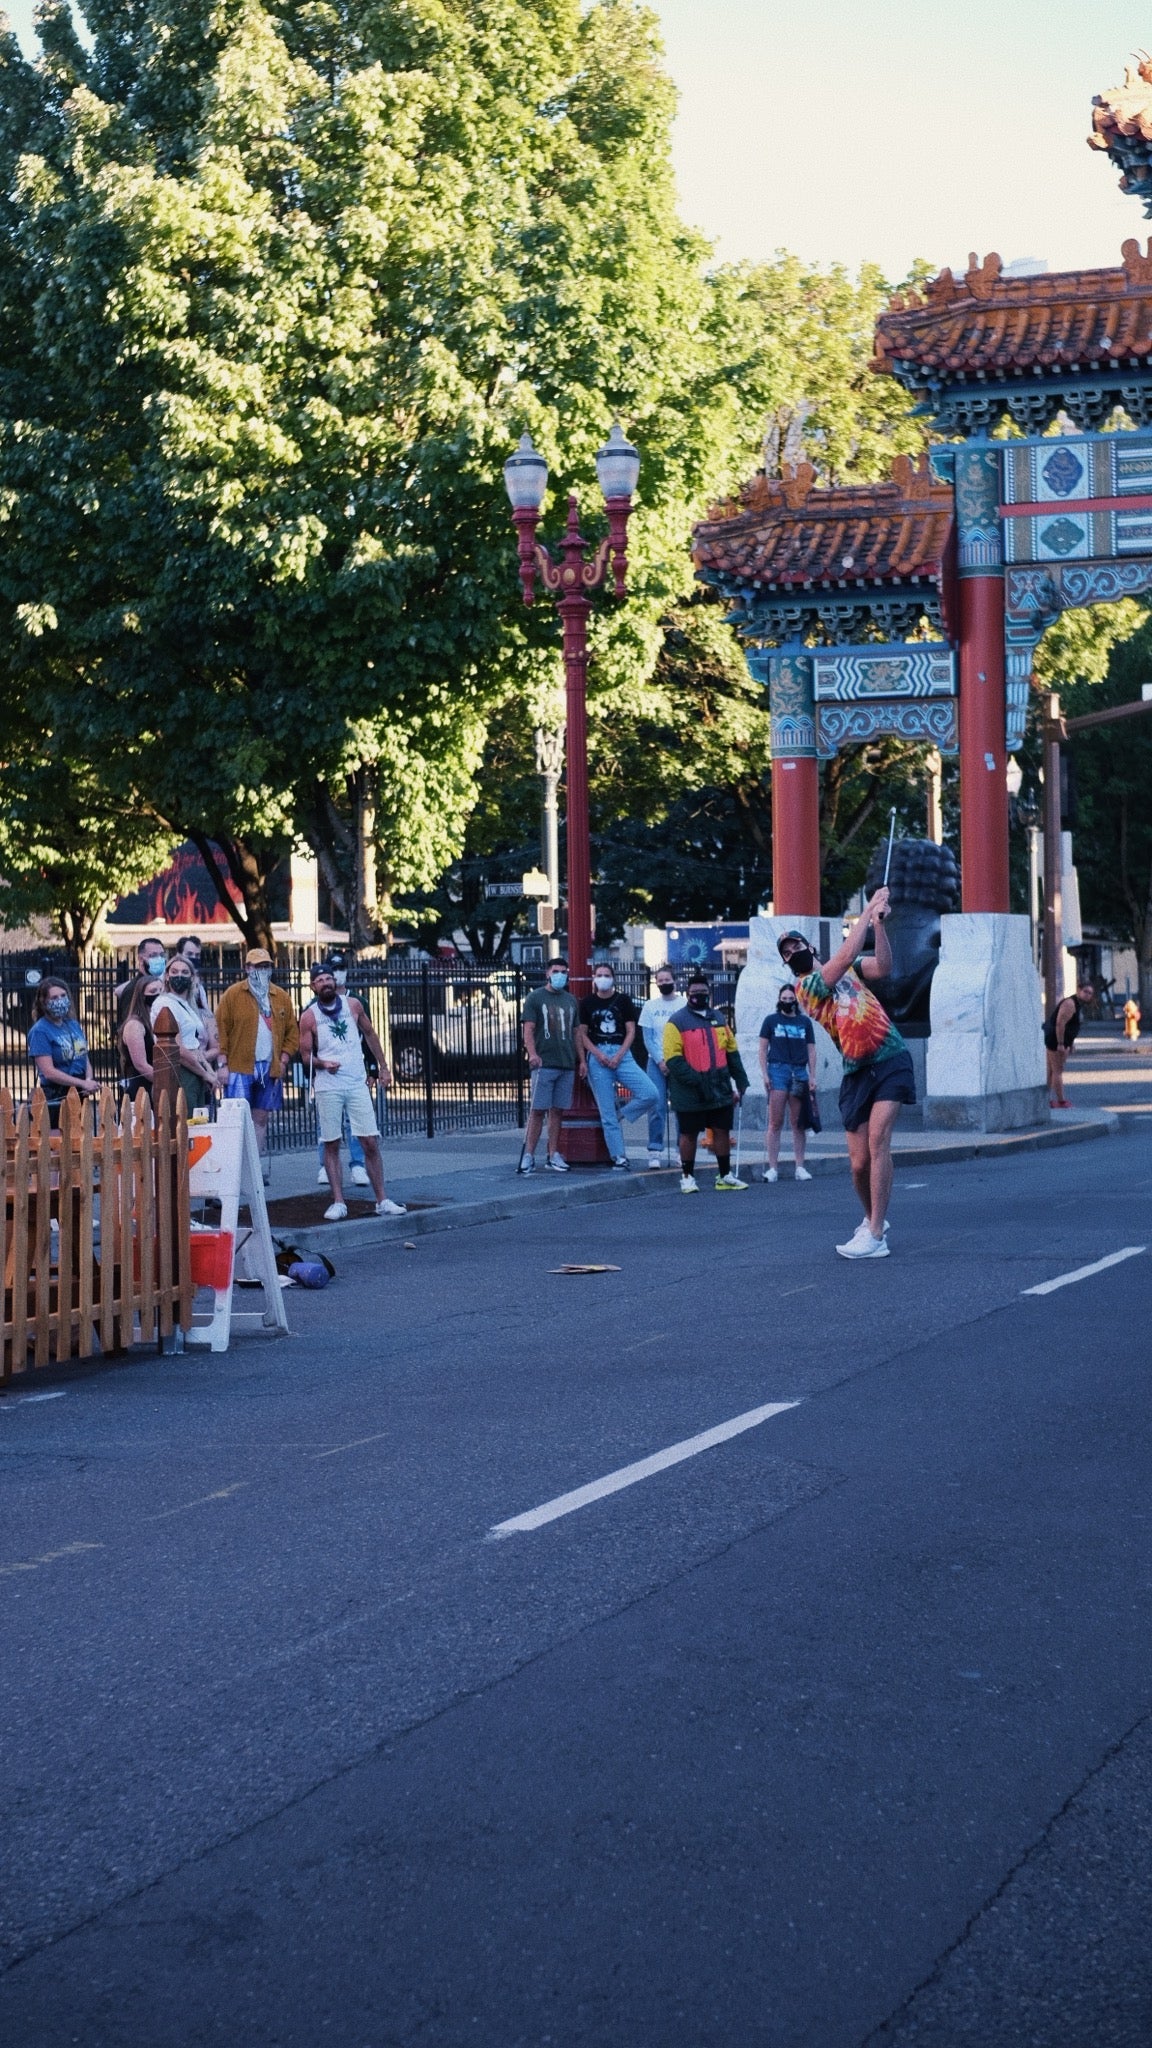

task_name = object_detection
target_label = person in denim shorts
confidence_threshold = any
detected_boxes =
[758,983,817,1183]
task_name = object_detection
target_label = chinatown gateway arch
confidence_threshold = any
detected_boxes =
[693,51,1152,1133]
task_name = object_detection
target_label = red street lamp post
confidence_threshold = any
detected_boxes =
[503,425,640,997]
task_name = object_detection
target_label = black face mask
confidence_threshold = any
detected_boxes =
[784,948,814,977]
[687,991,709,1011]
[778,999,798,1014]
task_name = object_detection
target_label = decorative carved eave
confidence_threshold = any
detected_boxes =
[874,248,1152,383]
[1090,55,1152,216]
[693,453,951,594]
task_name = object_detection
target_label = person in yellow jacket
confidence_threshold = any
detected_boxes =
[215,948,299,1182]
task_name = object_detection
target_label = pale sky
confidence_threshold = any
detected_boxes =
[2,0,1146,279]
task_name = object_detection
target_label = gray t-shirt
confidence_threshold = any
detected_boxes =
[522,986,579,1070]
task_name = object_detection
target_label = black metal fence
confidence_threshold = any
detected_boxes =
[1,950,736,1150]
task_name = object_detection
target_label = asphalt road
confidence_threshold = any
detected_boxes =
[2,1125,1151,2047]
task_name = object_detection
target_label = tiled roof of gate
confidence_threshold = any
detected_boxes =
[873,245,1152,384]
[692,454,952,592]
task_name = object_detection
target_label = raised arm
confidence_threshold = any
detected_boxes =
[819,887,889,986]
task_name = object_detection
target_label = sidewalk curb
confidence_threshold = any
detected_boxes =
[282,1112,1119,1255]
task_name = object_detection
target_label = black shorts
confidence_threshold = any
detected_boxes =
[678,1105,735,1137]
[838,1051,917,1133]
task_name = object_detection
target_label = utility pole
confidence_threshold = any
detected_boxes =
[1040,688,1152,1019]
[534,725,565,961]
[1041,692,1065,1023]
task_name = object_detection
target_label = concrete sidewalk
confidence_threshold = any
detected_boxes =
[264,1102,1120,1256]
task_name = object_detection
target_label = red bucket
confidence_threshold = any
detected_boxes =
[188,1230,234,1292]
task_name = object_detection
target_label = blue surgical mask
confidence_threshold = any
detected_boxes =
[549,970,568,989]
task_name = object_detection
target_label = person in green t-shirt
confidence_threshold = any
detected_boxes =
[519,961,580,1173]
[778,886,916,1261]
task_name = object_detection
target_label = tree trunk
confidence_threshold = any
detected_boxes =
[188,832,276,953]
[58,901,109,965]
[349,762,387,952]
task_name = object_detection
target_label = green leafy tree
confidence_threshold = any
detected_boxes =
[0,0,757,949]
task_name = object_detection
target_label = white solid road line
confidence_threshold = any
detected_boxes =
[1023,1246,1147,1297]
[488,1400,801,1539]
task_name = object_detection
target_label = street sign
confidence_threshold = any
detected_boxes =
[521,867,550,897]
[484,882,523,898]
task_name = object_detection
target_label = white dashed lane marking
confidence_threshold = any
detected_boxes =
[488,1400,801,1539]
[1022,1246,1146,1297]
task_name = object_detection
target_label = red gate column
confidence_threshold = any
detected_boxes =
[771,757,821,915]
[955,444,1010,912]
[769,653,821,916]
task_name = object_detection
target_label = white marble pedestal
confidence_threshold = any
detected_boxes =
[925,914,1048,1131]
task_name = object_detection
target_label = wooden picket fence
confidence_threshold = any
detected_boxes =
[2,1086,192,1382]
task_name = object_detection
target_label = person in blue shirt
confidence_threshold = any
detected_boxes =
[27,979,99,1123]
[758,983,817,1184]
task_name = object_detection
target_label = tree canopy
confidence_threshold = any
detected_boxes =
[0,0,764,948]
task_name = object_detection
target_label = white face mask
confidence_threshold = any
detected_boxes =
[593,977,614,994]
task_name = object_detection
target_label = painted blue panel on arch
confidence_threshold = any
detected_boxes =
[812,645,955,702]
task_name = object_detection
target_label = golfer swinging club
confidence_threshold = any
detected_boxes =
[777,885,915,1259]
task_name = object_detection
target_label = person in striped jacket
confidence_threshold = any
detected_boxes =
[663,972,750,1193]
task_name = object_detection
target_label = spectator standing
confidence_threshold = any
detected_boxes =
[577,964,659,1170]
[298,962,405,1221]
[215,948,299,1183]
[1043,979,1095,1108]
[519,957,579,1173]
[28,979,99,1125]
[312,949,370,1188]
[637,967,681,1168]
[663,972,749,1192]
[115,937,167,1029]
[152,957,224,1113]
[119,967,165,1101]
[173,936,213,1018]
[758,983,817,1183]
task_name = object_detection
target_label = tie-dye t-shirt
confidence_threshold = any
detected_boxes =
[796,962,905,1074]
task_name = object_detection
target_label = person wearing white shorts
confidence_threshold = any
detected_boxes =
[298,962,407,1222]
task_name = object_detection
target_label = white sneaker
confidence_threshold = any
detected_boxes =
[611,1157,629,1171]
[794,1165,812,1182]
[324,1200,348,1222]
[546,1153,569,1173]
[317,1167,328,1185]
[518,1154,537,1174]
[862,1216,891,1235]
[376,1197,407,1216]
[350,1165,371,1187]
[647,1151,663,1169]
[837,1224,889,1259]
[715,1173,748,1191]
[764,1167,778,1184]
[680,1173,698,1194]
